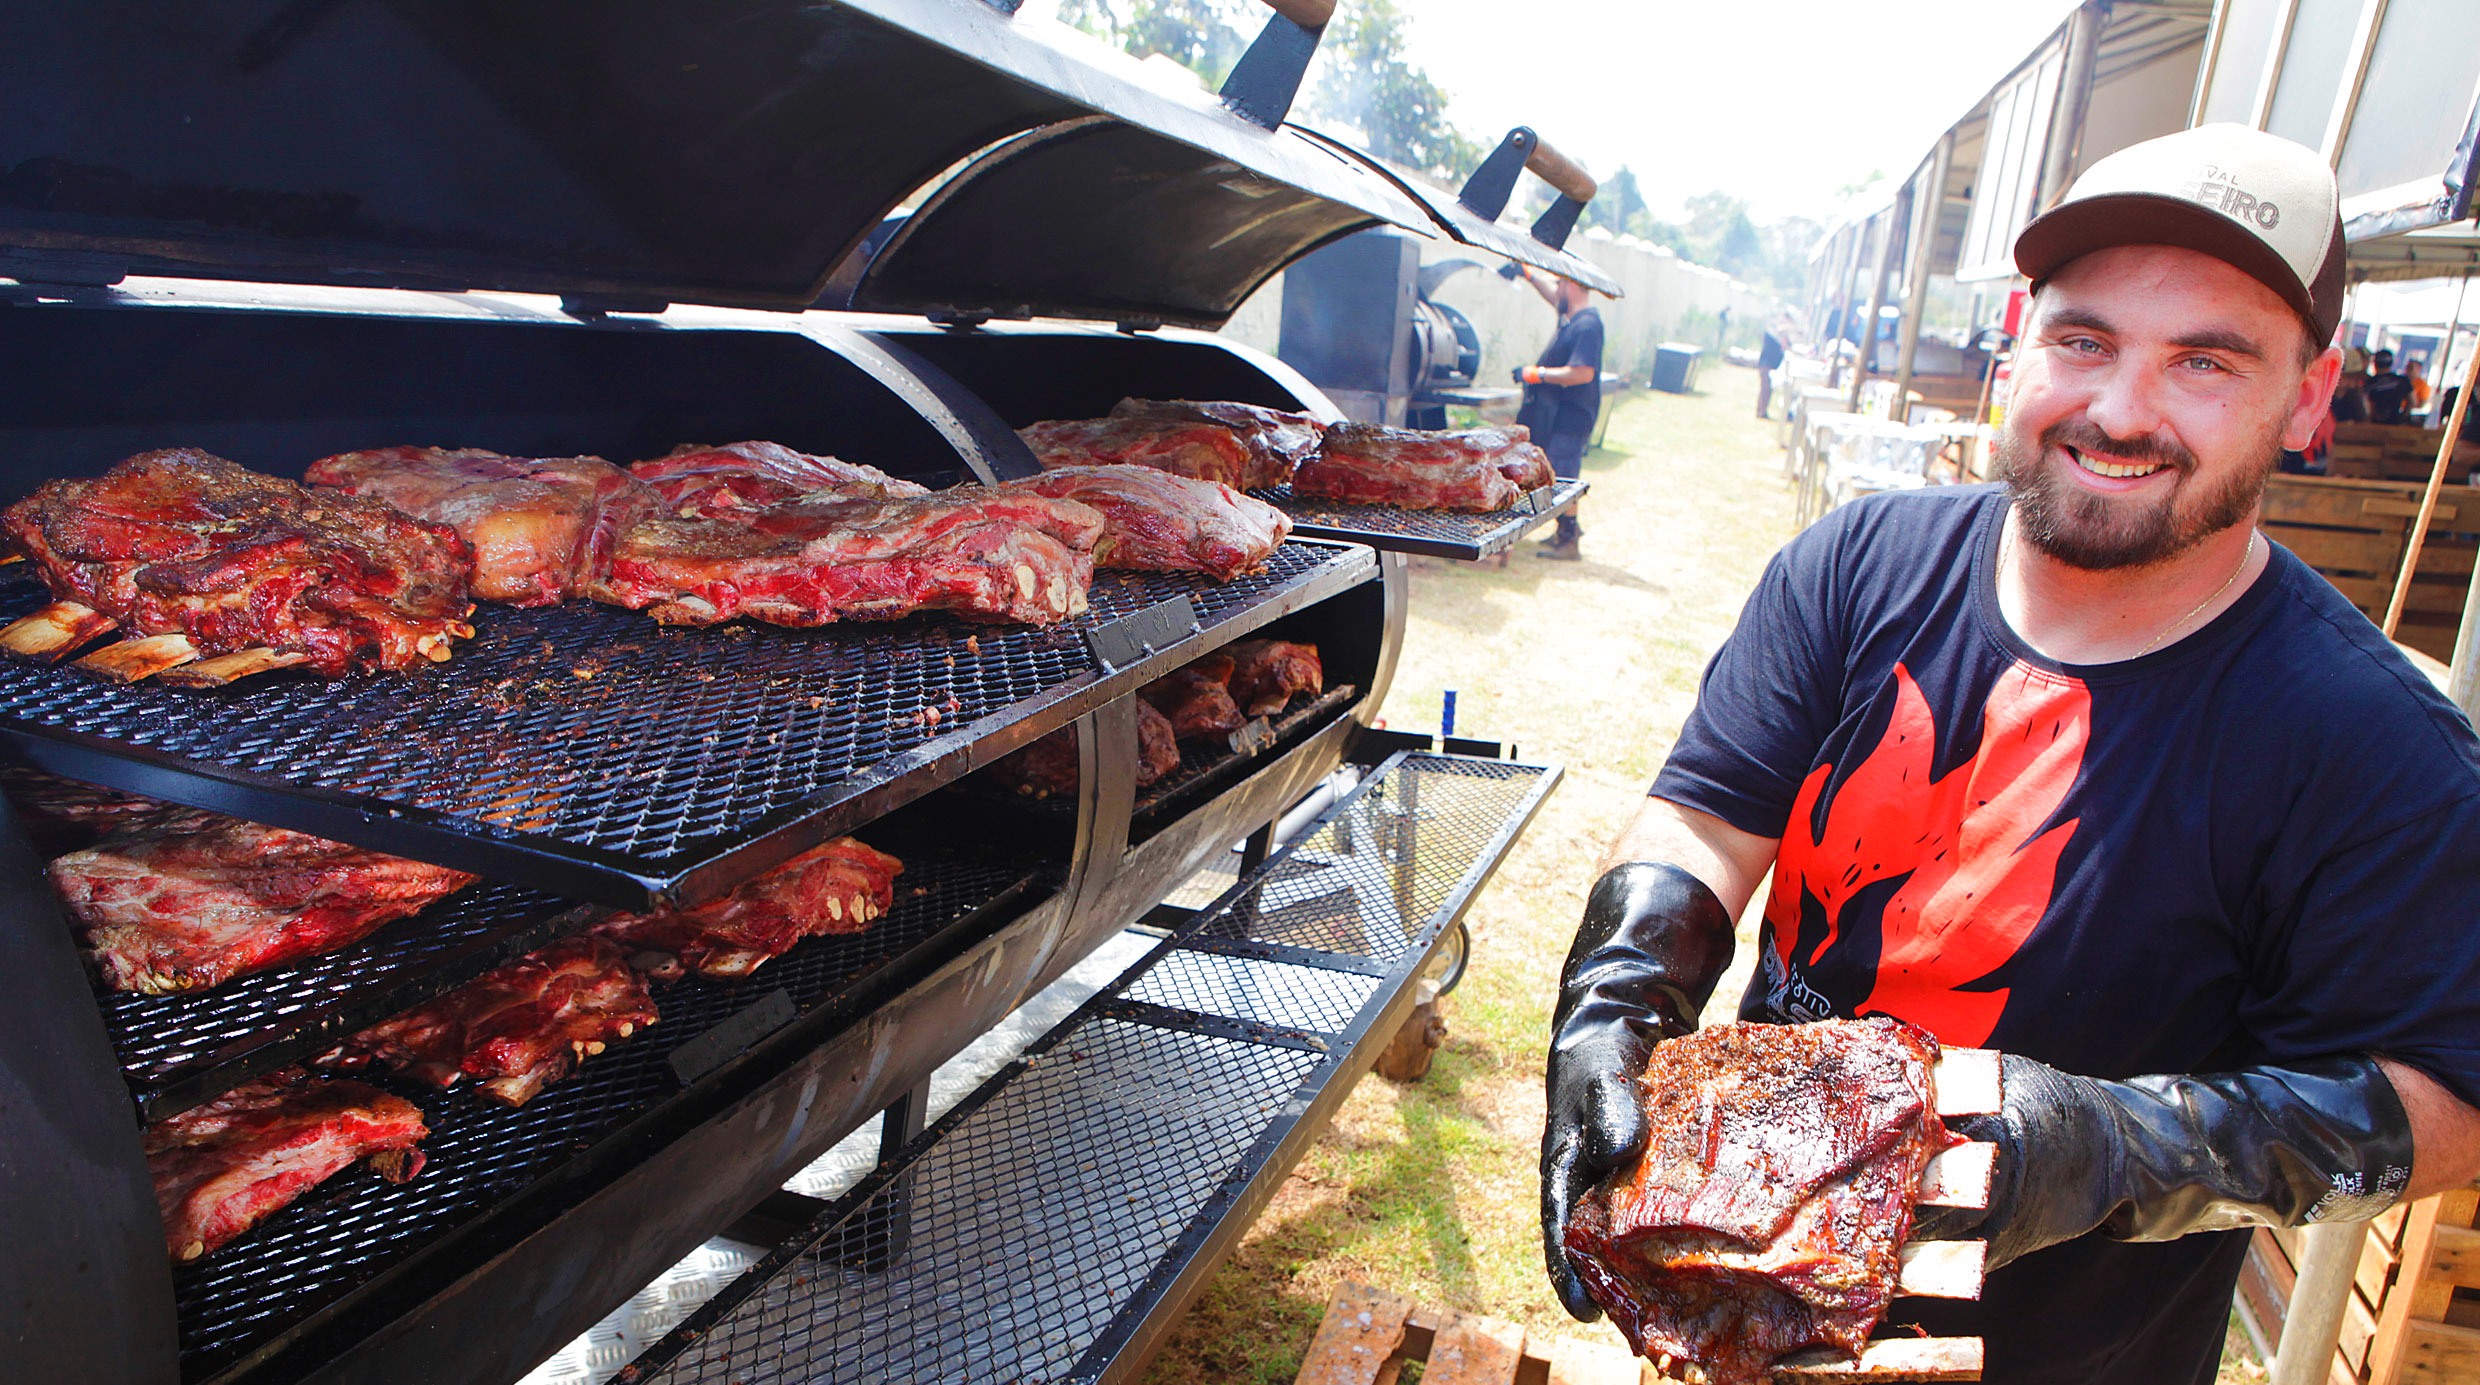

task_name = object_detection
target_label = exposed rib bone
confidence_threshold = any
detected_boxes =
[75,633,201,682]
[157,647,310,688]
[0,601,118,660]
[1916,1142,1995,1210]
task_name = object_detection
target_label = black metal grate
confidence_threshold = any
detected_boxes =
[1251,478,1586,560]
[638,1018,1318,1385]
[0,541,1370,908]
[1128,682,1362,837]
[1122,949,1375,1035]
[99,881,593,1123]
[167,849,1049,1381]
[623,751,1562,1385]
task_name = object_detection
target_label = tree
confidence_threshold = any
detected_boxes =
[1300,0,1481,179]
[1056,0,1254,86]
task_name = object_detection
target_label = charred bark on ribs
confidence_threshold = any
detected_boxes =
[0,449,477,674]
[305,446,656,608]
[1293,423,1555,513]
[1563,1017,1955,1385]
[147,1069,427,1263]
[1015,464,1291,581]
[1140,653,1244,740]
[588,485,1104,628]
[1020,398,1325,491]
[49,807,478,996]
[1223,639,1323,717]
[595,837,903,980]
[318,934,658,1107]
[632,441,927,515]
[989,699,1183,800]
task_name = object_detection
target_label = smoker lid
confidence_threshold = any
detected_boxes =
[0,1,1420,314]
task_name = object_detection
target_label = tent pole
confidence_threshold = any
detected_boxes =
[1894,133,1958,412]
[2386,308,2480,644]
[1846,197,1905,414]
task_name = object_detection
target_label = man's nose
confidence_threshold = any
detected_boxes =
[2080,360,2167,442]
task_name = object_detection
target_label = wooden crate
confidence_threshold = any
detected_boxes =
[2323,425,2480,485]
[2260,475,2475,663]
[1290,1283,1980,1385]
[2241,1186,2480,1384]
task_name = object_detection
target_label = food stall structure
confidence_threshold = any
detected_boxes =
[0,4,1605,1383]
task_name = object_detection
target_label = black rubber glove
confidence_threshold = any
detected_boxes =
[1511,364,1531,386]
[1541,862,1734,1320]
[1496,260,1524,281]
[1916,1053,2415,1270]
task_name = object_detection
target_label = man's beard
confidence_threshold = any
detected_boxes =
[1996,416,2282,570]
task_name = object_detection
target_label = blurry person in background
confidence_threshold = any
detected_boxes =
[2330,345,2370,422]
[2365,348,2412,424]
[1756,318,1790,420]
[2408,357,2433,419]
[1510,264,1604,560]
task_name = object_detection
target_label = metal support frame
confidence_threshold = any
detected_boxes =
[1846,200,1906,413]
[822,1085,935,1272]
[2035,4,2102,216]
[1894,132,1957,412]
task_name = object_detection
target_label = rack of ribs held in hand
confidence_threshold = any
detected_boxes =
[317,934,657,1107]
[1563,1017,1999,1385]
[48,807,478,995]
[988,699,1183,800]
[1015,464,1292,581]
[595,837,903,981]
[1291,422,1555,513]
[1019,398,1326,491]
[0,449,477,683]
[147,1068,427,1264]
[303,446,657,607]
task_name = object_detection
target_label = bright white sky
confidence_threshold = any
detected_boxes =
[1393,0,2082,223]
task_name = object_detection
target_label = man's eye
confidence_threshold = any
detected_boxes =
[2060,337,2106,356]
[2177,355,2227,374]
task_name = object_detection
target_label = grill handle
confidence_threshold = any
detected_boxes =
[1257,0,1335,28]
[1525,138,1598,205]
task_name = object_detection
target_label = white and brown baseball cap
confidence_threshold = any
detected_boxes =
[2015,123,2347,347]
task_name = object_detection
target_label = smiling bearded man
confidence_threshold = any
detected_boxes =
[1542,124,2480,1385]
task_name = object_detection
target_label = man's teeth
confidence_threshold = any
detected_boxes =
[2072,450,2165,479]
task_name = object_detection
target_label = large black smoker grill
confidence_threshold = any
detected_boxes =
[0,4,1607,1383]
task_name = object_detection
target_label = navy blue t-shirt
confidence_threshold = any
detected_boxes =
[1517,306,1604,442]
[1651,486,2480,1385]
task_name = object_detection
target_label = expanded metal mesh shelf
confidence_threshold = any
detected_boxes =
[99,881,595,1124]
[1129,682,1362,838]
[169,849,1051,1383]
[0,540,1372,909]
[1249,478,1586,560]
[621,750,1560,1385]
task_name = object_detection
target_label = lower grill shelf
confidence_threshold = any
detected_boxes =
[172,849,1052,1384]
[616,750,1560,1385]
[1251,478,1586,560]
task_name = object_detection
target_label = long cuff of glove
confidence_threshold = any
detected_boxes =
[1986,1054,2416,1270]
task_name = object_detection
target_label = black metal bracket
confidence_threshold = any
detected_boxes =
[1530,195,1585,251]
[820,1084,934,1273]
[668,989,798,1086]
[1456,127,1538,221]
[1084,594,1201,672]
[1218,8,1326,130]
[559,294,669,320]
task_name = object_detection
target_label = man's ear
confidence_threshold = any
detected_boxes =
[2285,345,2345,451]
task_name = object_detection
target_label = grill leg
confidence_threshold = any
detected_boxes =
[822,1084,932,1273]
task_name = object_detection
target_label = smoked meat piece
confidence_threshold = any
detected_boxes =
[1015,463,1291,581]
[1140,653,1242,740]
[631,441,926,516]
[148,1069,427,1263]
[596,838,903,980]
[1019,398,1324,491]
[318,934,658,1107]
[989,700,1182,799]
[1563,1017,1953,1385]
[305,446,656,607]
[1,449,476,674]
[1223,639,1322,717]
[51,808,478,995]
[1293,423,1554,512]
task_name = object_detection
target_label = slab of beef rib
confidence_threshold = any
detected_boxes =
[1291,423,1554,512]
[318,934,657,1107]
[1020,398,1325,491]
[0,450,476,674]
[632,441,926,516]
[1140,653,1243,741]
[1015,464,1291,581]
[596,837,903,980]
[990,699,1182,799]
[1223,639,1322,717]
[50,808,478,995]
[589,485,1103,627]
[148,1069,426,1262]
[1563,1017,1955,1385]
[305,446,656,607]
[0,765,165,853]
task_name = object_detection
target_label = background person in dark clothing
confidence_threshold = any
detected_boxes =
[1756,321,1789,419]
[2365,348,2413,423]
[1510,264,1604,560]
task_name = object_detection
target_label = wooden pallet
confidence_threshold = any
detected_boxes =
[2244,1183,2480,1384]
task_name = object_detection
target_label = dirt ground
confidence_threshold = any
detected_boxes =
[1135,365,2270,1384]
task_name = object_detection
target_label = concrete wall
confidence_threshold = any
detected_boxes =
[1221,228,1781,391]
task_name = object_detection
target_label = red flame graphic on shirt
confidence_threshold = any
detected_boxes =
[1762,661,2090,1046]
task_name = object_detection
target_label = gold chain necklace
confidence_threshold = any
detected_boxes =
[2132,530,2259,657]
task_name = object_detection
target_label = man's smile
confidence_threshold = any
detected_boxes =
[2064,444,2172,483]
